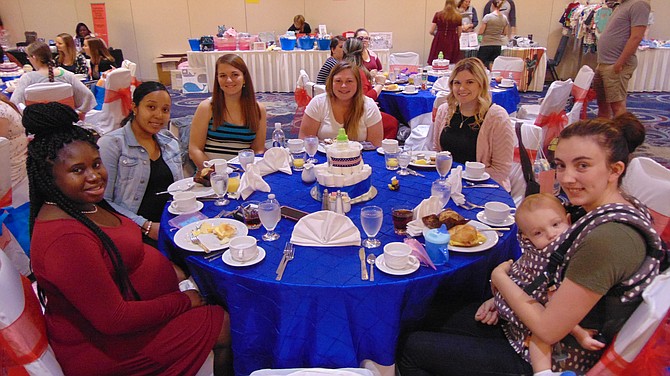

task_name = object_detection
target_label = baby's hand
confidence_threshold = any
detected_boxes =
[576,329,606,351]
[475,298,499,325]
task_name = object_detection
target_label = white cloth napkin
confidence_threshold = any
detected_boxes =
[238,164,271,200]
[256,147,293,176]
[406,196,444,237]
[447,166,465,206]
[290,210,361,247]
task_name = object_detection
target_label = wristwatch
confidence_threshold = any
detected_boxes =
[179,279,198,292]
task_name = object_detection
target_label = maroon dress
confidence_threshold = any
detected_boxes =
[428,12,462,64]
[31,214,225,376]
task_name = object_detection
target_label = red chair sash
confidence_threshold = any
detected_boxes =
[25,96,76,110]
[535,110,568,161]
[104,87,132,117]
[513,148,538,164]
[572,86,597,120]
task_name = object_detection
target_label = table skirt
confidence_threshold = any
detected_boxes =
[628,48,670,92]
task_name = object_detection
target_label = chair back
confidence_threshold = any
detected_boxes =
[0,251,65,375]
[86,68,132,135]
[509,121,543,205]
[567,65,595,124]
[121,60,140,93]
[389,52,420,74]
[491,56,524,86]
[24,82,75,109]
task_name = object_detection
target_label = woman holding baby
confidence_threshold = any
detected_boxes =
[399,113,664,375]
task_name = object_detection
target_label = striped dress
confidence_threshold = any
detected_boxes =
[205,121,257,160]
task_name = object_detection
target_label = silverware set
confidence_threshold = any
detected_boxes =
[458,200,485,210]
[463,183,499,189]
[276,242,294,281]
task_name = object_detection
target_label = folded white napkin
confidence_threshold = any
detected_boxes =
[256,147,293,176]
[448,166,465,206]
[406,196,444,237]
[432,76,450,93]
[290,210,361,247]
[238,164,270,200]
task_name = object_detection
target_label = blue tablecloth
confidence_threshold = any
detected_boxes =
[159,152,520,375]
[378,83,520,127]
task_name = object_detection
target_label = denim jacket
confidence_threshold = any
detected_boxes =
[98,123,184,226]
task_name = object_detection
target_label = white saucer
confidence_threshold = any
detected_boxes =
[463,172,491,181]
[376,147,385,155]
[498,83,514,88]
[222,246,266,267]
[375,254,420,276]
[477,211,515,227]
[168,201,204,215]
[402,90,419,95]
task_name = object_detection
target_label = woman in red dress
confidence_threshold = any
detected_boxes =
[428,0,463,64]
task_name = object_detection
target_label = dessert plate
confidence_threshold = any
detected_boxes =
[375,254,420,275]
[409,151,437,168]
[462,172,491,182]
[222,247,266,267]
[168,201,204,215]
[477,211,515,227]
[174,219,248,252]
[448,220,498,253]
[168,177,214,198]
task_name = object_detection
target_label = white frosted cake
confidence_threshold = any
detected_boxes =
[431,58,449,71]
[313,139,372,198]
[0,61,23,81]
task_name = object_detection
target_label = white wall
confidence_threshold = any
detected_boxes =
[1,0,667,83]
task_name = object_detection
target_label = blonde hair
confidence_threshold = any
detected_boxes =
[325,62,365,140]
[438,0,463,24]
[445,57,492,127]
[84,37,114,65]
[516,193,566,235]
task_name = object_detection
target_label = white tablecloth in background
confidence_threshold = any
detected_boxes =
[187,49,390,93]
[628,48,670,92]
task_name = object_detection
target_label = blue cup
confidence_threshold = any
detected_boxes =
[188,38,200,51]
[423,225,450,265]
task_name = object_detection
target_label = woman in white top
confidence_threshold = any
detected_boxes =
[299,61,383,146]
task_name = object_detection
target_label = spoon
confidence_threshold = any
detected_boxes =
[366,254,376,282]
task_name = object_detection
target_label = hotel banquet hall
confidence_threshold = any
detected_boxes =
[1,0,669,375]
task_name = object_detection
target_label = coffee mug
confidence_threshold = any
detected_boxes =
[484,201,515,224]
[383,242,417,270]
[171,192,197,212]
[287,139,305,153]
[403,84,417,93]
[204,159,228,173]
[465,161,486,178]
[381,139,399,154]
[228,236,259,262]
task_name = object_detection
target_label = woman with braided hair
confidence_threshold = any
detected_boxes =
[27,102,231,376]
[10,41,95,117]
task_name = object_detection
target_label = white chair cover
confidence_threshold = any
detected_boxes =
[508,121,543,205]
[567,65,595,124]
[404,124,431,151]
[193,351,214,376]
[300,69,326,98]
[85,68,132,135]
[389,52,420,73]
[491,56,524,86]
[121,59,139,93]
[23,82,75,109]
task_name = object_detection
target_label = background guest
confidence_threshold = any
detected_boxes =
[74,22,92,50]
[427,0,463,64]
[458,0,479,32]
[483,0,516,39]
[10,41,95,117]
[25,102,231,376]
[299,61,383,146]
[428,57,513,190]
[477,0,509,69]
[54,32,88,75]
[83,37,115,80]
[288,14,311,34]
[0,94,28,209]
[189,54,267,169]
[354,28,382,72]
[316,35,346,85]
[98,82,180,247]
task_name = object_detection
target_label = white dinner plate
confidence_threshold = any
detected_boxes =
[375,254,420,275]
[174,219,248,252]
[448,220,499,253]
[477,211,515,227]
[167,200,204,215]
[227,156,262,165]
[409,151,437,168]
[382,86,403,92]
[463,172,491,182]
[222,247,266,267]
[168,177,214,198]
[402,90,419,95]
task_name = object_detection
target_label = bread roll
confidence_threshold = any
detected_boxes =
[449,224,485,247]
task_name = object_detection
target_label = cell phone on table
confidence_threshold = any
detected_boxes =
[280,206,309,221]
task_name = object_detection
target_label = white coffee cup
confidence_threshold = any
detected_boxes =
[465,161,486,178]
[403,84,417,94]
[501,78,514,87]
[229,236,259,262]
[203,159,228,173]
[383,242,417,270]
[382,139,399,154]
[484,201,515,224]
[287,139,305,153]
[171,192,197,212]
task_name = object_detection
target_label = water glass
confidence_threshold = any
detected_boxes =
[238,149,255,171]
[210,172,229,206]
[436,151,453,180]
[360,206,383,248]
[397,148,412,176]
[304,136,319,164]
[259,199,281,241]
[431,180,452,206]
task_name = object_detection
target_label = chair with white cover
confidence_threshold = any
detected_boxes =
[389,52,420,74]
[23,82,75,110]
[85,68,132,135]
[491,56,524,87]
[298,69,325,99]
[0,251,65,375]
[567,65,595,125]
[508,122,543,205]
[121,60,140,93]
[517,79,573,122]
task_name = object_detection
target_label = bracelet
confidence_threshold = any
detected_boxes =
[179,279,198,292]
[142,221,152,236]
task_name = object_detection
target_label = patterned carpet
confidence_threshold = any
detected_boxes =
[169,88,670,168]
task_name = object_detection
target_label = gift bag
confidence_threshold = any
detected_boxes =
[291,70,312,133]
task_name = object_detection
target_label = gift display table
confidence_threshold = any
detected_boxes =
[501,46,547,92]
[187,49,390,93]
[159,153,520,375]
[628,47,670,92]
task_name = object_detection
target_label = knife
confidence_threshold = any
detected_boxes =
[359,248,369,280]
[463,184,500,188]
[408,169,425,177]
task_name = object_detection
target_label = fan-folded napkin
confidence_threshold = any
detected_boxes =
[448,166,465,206]
[406,196,444,237]
[290,210,361,247]
[238,164,270,200]
[256,147,292,176]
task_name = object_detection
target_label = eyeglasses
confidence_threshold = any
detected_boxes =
[357,36,370,41]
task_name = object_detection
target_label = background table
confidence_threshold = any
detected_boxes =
[628,48,670,92]
[159,153,520,375]
[188,49,390,93]
[501,46,547,92]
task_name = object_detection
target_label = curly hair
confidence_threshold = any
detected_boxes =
[25,102,139,300]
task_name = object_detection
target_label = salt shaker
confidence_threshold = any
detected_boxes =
[335,191,344,214]
[321,189,329,211]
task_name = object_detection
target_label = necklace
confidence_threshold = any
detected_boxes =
[44,201,98,214]
[458,111,476,129]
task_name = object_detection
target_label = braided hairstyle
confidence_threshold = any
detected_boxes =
[25,102,140,300]
[26,41,56,82]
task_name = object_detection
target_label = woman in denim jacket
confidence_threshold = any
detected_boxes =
[98,81,182,246]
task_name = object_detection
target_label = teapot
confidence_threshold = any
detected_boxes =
[422,224,450,265]
[301,162,316,184]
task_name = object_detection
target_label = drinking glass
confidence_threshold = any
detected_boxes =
[360,206,383,248]
[436,151,453,180]
[304,136,319,164]
[397,148,412,176]
[242,201,261,229]
[391,205,414,235]
[291,150,306,171]
[210,172,229,206]
[258,199,281,241]
[227,172,241,194]
[431,180,452,206]
[238,149,255,171]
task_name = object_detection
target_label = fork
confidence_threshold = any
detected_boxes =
[276,243,294,281]
[189,227,211,253]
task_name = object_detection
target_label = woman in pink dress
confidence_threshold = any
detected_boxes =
[428,0,463,64]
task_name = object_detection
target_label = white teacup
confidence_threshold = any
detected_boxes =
[287,138,305,153]
[383,242,417,270]
[403,84,417,94]
[501,78,514,87]
[484,201,515,224]
[229,236,259,262]
[465,161,486,178]
[381,139,399,154]
[203,159,228,173]
[171,192,197,212]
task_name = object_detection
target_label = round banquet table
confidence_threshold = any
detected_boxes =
[158,152,521,375]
